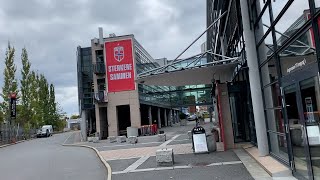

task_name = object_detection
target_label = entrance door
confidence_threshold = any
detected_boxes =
[282,63,320,179]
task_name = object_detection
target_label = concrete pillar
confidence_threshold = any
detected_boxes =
[209,106,213,123]
[169,109,173,126]
[176,111,179,123]
[240,0,269,156]
[213,97,219,124]
[148,106,152,125]
[95,105,101,138]
[107,106,118,136]
[164,109,168,127]
[81,110,87,141]
[157,108,161,128]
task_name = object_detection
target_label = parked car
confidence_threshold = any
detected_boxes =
[187,114,198,121]
[37,125,53,138]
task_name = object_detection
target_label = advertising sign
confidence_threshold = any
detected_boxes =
[192,126,208,153]
[105,39,135,92]
[10,93,16,118]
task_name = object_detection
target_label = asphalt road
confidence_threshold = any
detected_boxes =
[0,132,107,180]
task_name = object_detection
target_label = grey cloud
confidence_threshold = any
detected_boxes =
[0,0,205,115]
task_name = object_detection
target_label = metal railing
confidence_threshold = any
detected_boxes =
[0,123,36,146]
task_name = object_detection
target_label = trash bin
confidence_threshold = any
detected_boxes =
[206,133,216,152]
[211,127,219,142]
[191,126,208,153]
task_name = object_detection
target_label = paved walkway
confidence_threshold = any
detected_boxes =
[76,119,296,179]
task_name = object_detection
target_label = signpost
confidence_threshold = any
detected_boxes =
[191,126,208,153]
[10,93,17,119]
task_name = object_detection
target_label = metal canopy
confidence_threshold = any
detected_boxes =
[136,11,242,86]
[136,61,239,86]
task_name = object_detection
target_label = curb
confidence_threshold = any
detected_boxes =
[0,138,34,148]
[62,143,112,180]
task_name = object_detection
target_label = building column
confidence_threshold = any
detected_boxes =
[164,109,168,127]
[174,111,178,124]
[95,105,102,139]
[209,106,213,123]
[158,108,161,128]
[169,109,173,126]
[81,110,87,141]
[107,106,118,136]
[240,0,269,156]
[148,106,152,125]
[177,111,180,123]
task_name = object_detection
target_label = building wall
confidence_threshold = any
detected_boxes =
[107,90,141,136]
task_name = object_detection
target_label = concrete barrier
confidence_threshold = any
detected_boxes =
[109,136,117,143]
[127,136,138,144]
[117,136,126,143]
[158,133,166,142]
[127,127,139,137]
[156,148,174,166]
[88,137,99,142]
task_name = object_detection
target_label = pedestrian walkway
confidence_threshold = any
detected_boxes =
[75,120,296,179]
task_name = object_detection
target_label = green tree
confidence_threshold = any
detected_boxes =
[48,83,57,125]
[0,43,18,122]
[30,71,41,127]
[70,114,80,119]
[19,48,32,126]
[0,106,4,123]
[36,74,50,125]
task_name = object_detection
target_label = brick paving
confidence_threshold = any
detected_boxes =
[100,143,193,160]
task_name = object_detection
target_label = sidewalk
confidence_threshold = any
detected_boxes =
[77,120,293,180]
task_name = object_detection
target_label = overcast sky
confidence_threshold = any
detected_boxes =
[0,0,206,116]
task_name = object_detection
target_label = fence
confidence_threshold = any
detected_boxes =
[0,123,37,146]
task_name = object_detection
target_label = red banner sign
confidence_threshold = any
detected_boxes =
[105,39,135,92]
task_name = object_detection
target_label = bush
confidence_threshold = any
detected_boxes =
[179,113,187,119]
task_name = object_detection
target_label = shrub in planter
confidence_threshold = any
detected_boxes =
[179,113,187,120]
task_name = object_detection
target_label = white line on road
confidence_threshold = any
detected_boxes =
[98,142,161,149]
[63,132,74,144]
[111,160,243,175]
[159,135,180,147]
[122,156,150,173]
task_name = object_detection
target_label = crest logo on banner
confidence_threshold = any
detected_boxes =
[114,45,124,62]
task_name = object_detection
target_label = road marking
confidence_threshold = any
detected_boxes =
[98,142,161,149]
[122,156,150,173]
[159,135,180,147]
[173,165,191,169]
[63,132,74,144]
[111,160,243,175]
[222,161,242,165]
[207,162,223,166]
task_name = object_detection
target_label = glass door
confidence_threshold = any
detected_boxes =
[299,77,320,180]
[284,84,312,180]
[283,76,320,180]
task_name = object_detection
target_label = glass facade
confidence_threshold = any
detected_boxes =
[77,46,94,111]
[137,55,213,108]
[251,0,320,179]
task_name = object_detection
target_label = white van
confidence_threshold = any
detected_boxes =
[37,125,53,137]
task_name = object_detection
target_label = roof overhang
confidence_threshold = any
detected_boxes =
[136,62,239,86]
